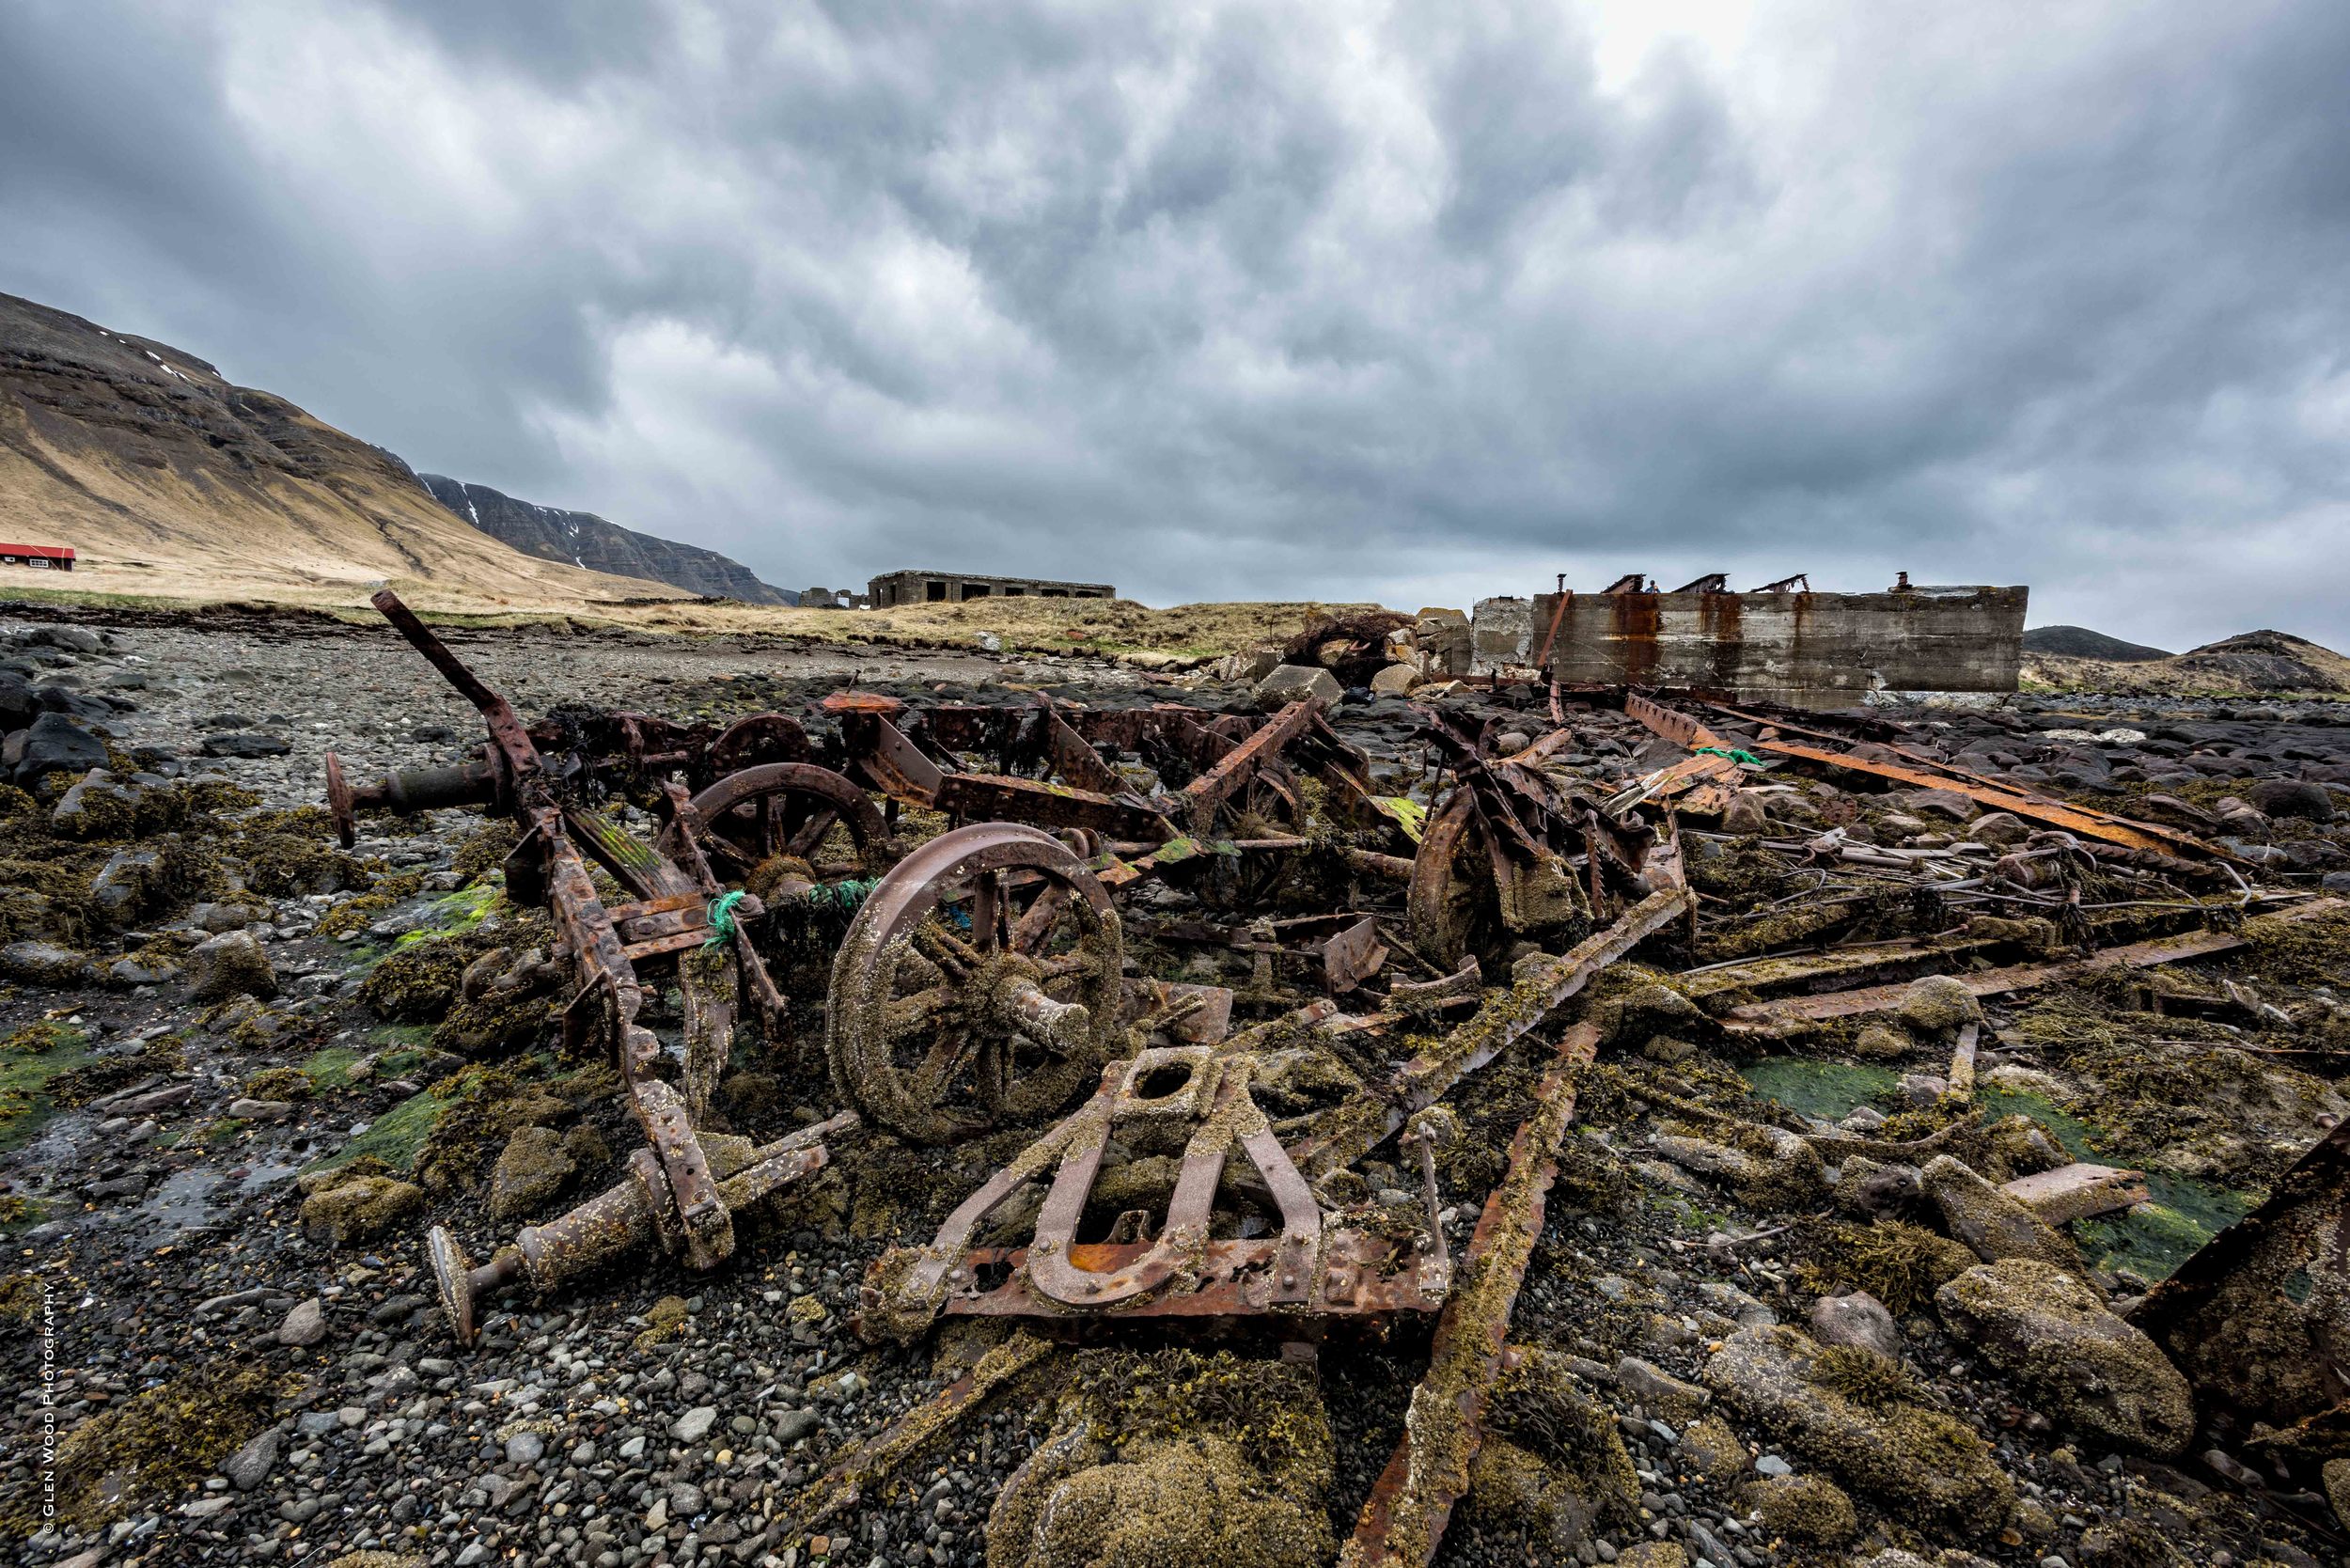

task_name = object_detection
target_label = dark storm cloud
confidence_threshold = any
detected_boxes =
[2,0,2346,647]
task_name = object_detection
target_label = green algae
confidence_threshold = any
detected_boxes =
[1739,1058,1901,1122]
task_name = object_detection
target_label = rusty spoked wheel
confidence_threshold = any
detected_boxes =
[826,823,1124,1144]
[1406,789,1502,971]
[660,762,888,880]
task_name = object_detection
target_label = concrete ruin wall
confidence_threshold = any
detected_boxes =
[1470,586,2029,708]
[869,571,1115,607]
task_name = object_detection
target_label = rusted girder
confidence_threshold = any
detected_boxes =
[1179,697,1324,833]
[1623,691,2229,864]
[1341,1019,1604,1568]
[1717,899,2343,1036]
[1297,883,1689,1180]
[2130,1115,2350,1447]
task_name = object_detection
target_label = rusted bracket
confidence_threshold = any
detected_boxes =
[861,1048,1449,1337]
[1343,1020,1604,1568]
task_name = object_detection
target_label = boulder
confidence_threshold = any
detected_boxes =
[1615,1356,1709,1422]
[277,1296,327,1347]
[1966,811,2030,847]
[86,846,167,926]
[1904,789,1979,823]
[199,730,293,760]
[11,711,108,784]
[2247,778,2336,823]
[1922,1155,2085,1275]
[0,939,94,986]
[1741,1471,1858,1545]
[299,1174,426,1247]
[1934,1257,2193,1455]
[1809,1292,1904,1360]
[1368,663,1420,697]
[188,928,277,1002]
[1898,976,1982,1036]
[489,1124,578,1220]
[1251,664,1342,710]
[1720,792,1772,835]
[1701,1325,2013,1532]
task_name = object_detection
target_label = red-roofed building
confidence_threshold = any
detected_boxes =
[0,542,74,571]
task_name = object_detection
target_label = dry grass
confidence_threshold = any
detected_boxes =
[0,565,1386,669]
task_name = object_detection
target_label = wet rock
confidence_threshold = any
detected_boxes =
[505,1430,544,1464]
[1615,1356,1709,1422]
[1251,664,1342,710]
[1742,1471,1858,1545]
[199,730,292,759]
[1898,975,1982,1036]
[299,1174,426,1246]
[1679,1416,1748,1482]
[2324,1456,2350,1530]
[1966,810,2030,847]
[10,711,108,783]
[1852,1024,1912,1060]
[2247,778,2335,823]
[488,1125,576,1221]
[0,939,94,986]
[1922,1155,2085,1276]
[51,767,148,836]
[187,928,277,1001]
[1701,1325,2014,1531]
[277,1297,326,1347]
[1722,792,1772,835]
[86,846,167,926]
[224,1428,279,1491]
[1651,1124,1823,1209]
[1934,1257,2193,1455]
[1810,1291,1904,1360]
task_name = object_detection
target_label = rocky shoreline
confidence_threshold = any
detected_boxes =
[4,598,2349,1568]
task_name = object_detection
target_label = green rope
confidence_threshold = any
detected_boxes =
[701,888,749,949]
[1693,745,1762,767]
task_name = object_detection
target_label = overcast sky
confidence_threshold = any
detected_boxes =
[4,1,2346,647]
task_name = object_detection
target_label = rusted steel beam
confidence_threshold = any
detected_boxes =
[784,1331,1058,1540]
[1748,735,2217,860]
[932,772,1171,840]
[1297,885,1689,1179]
[1719,900,2343,1035]
[1342,1020,1604,1568]
[1180,697,1323,832]
[2129,1115,2350,1440]
[1623,689,2223,862]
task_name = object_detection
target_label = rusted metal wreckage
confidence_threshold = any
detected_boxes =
[322,603,2350,1560]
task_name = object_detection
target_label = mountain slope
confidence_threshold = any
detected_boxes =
[2022,629,2350,695]
[420,475,794,604]
[2020,624,2170,662]
[0,290,682,610]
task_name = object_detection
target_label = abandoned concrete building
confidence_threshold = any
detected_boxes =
[1460,572,2029,709]
[867,570,1115,606]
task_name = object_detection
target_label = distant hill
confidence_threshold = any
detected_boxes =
[0,290,680,610]
[2021,624,2170,662]
[419,476,794,606]
[2023,628,2350,696]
